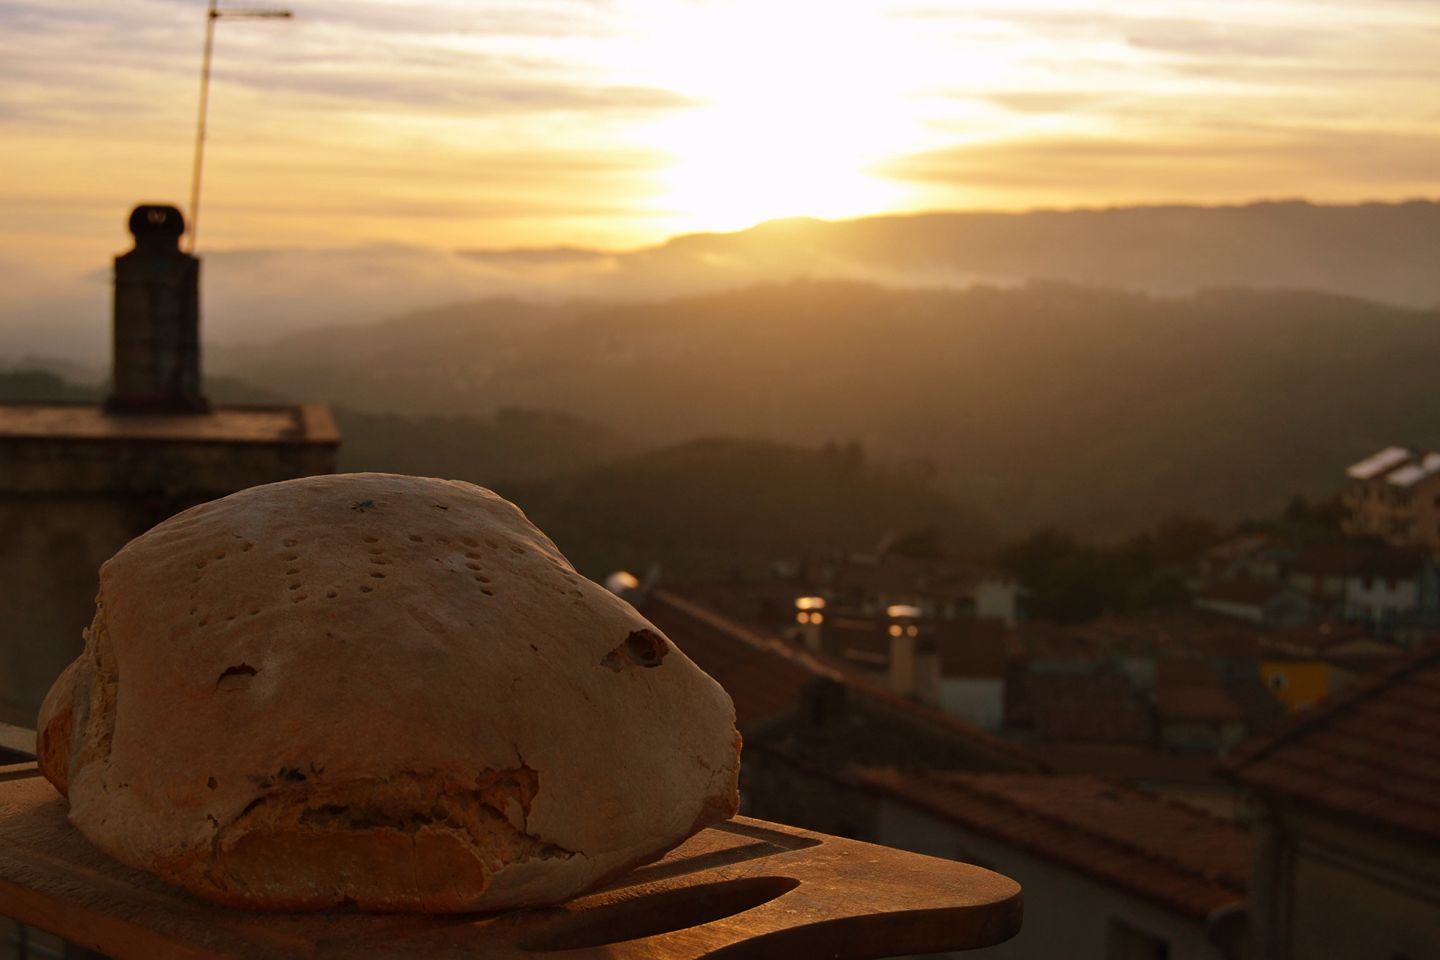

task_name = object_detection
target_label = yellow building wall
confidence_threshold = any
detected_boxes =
[1261,661,1333,712]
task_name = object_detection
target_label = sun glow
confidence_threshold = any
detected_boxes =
[610,2,949,231]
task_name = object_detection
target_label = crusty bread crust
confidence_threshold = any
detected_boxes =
[37,474,740,911]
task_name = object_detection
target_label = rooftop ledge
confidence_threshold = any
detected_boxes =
[0,402,340,446]
[0,402,340,498]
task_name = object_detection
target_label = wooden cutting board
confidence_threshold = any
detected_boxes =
[0,762,1021,959]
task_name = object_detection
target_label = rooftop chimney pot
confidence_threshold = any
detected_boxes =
[107,204,209,414]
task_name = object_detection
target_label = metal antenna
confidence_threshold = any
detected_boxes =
[187,0,293,253]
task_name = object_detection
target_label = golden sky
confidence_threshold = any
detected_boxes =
[3,0,1439,274]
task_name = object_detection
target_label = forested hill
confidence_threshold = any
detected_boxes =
[638,200,1440,309]
[500,437,990,577]
[0,370,983,576]
[213,279,1440,538]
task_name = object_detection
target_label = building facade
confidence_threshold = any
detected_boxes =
[1226,642,1440,960]
[1342,446,1440,550]
[0,206,339,728]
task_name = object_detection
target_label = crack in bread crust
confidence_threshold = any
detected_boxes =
[39,600,118,797]
[186,767,573,911]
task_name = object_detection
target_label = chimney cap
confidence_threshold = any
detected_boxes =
[128,205,186,245]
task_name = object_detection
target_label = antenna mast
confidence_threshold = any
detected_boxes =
[188,0,293,253]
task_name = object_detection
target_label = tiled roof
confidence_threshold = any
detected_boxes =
[1016,613,1269,662]
[1346,446,1413,481]
[1195,578,1293,606]
[852,768,1249,920]
[1386,451,1440,488]
[1286,541,1426,580]
[1030,743,1226,785]
[1155,659,1246,723]
[644,590,837,731]
[1262,621,1372,655]
[1224,639,1440,842]
[646,590,1043,770]
[1155,685,1245,724]
[1014,673,1155,745]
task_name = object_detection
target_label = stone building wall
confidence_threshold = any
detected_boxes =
[0,419,338,727]
[1251,808,1440,960]
[875,799,1225,960]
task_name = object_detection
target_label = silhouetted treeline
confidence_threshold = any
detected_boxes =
[994,501,1344,623]
[504,437,991,579]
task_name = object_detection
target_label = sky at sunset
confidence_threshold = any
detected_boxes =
[3,0,1439,279]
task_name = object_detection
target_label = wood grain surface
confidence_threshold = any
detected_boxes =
[0,762,1021,959]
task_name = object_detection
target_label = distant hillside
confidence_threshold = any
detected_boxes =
[504,437,989,579]
[641,200,1440,309]
[335,406,638,485]
[215,279,1440,538]
[0,369,974,576]
[12,199,1440,360]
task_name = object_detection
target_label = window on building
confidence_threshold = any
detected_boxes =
[2,920,68,960]
[1107,919,1170,960]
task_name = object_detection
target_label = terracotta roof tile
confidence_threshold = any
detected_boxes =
[642,591,831,731]
[1018,673,1155,745]
[851,769,1249,920]
[1223,639,1440,842]
[1195,578,1294,606]
[1155,685,1246,723]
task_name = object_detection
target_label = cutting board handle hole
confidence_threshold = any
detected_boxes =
[519,875,800,952]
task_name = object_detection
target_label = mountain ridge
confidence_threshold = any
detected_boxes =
[213,278,1440,539]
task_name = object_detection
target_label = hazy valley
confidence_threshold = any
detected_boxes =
[9,200,1440,571]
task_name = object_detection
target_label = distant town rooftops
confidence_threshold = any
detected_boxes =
[1347,445,1413,480]
[1286,541,1428,580]
[1155,682,1246,724]
[1010,673,1155,745]
[0,402,339,445]
[1224,639,1440,843]
[851,769,1250,921]
[646,589,1044,770]
[1195,578,1299,606]
[643,589,834,731]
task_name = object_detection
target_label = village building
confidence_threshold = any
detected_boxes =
[846,769,1251,960]
[0,206,338,729]
[1341,446,1440,550]
[639,589,1046,836]
[1192,579,1313,626]
[1223,640,1440,960]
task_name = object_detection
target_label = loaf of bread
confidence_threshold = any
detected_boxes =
[36,473,740,911]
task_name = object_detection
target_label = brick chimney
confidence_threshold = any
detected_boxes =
[794,596,826,652]
[887,604,921,696]
[107,204,209,413]
[887,604,940,704]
